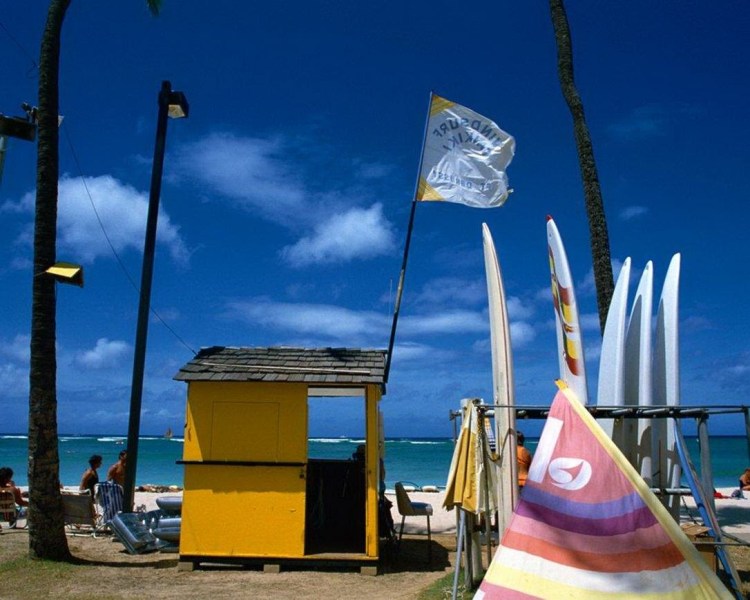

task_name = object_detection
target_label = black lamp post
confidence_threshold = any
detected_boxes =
[123,81,189,510]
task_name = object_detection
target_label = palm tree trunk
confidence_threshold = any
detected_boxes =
[549,0,614,334]
[28,0,72,561]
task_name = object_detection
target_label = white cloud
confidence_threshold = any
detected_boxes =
[280,204,395,267]
[400,310,487,336]
[507,296,534,321]
[224,299,388,341]
[0,362,27,395]
[4,175,189,265]
[0,334,30,363]
[75,338,130,369]
[579,312,602,332]
[356,162,393,179]
[0,335,31,398]
[224,298,497,344]
[409,277,487,308]
[619,206,648,221]
[175,134,399,267]
[174,133,308,225]
[510,321,536,345]
[608,106,668,141]
[473,317,536,352]
[392,342,452,362]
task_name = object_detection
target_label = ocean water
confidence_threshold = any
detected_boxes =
[0,434,747,490]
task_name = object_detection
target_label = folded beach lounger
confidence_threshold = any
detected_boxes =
[110,513,163,554]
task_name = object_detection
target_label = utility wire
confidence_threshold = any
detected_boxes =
[61,123,197,356]
[2,23,196,356]
[0,21,39,77]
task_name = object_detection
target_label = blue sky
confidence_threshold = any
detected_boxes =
[1,1,748,438]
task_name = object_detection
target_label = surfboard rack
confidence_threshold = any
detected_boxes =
[454,404,750,421]
[450,402,750,510]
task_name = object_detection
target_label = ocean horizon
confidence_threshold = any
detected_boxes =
[1,433,747,491]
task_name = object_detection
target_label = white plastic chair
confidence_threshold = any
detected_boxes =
[394,481,433,561]
[0,489,18,529]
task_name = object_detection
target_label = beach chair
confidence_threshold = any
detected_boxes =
[394,481,433,561]
[0,489,18,529]
[96,481,123,525]
[62,490,100,535]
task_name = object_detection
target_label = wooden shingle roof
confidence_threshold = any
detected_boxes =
[174,346,386,385]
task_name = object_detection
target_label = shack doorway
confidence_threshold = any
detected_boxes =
[305,393,366,554]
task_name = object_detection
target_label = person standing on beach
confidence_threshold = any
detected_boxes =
[107,450,127,486]
[517,432,532,488]
[80,454,102,495]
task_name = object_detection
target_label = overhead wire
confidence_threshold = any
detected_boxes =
[0,21,38,77]
[4,18,197,357]
[61,123,197,356]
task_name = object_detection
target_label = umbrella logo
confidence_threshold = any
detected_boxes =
[547,456,592,490]
[528,417,592,490]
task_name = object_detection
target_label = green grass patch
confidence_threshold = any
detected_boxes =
[417,569,476,600]
[0,553,79,593]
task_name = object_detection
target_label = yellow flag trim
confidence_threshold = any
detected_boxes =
[430,94,454,117]
[417,177,443,201]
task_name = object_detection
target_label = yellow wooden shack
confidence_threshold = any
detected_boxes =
[173,346,386,572]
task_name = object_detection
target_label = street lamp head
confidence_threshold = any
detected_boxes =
[167,91,189,119]
[44,262,84,287]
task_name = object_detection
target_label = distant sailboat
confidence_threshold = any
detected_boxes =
[164,427,173,439]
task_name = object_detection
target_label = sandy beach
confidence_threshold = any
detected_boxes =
[49,483,750,541]
[123,485,750,538]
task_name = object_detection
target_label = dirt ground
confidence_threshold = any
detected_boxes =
[0,527,460,600]
[2,527,749,599]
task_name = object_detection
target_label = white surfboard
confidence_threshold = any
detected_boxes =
[623,261,654,481]
[597,257,631,441]
[482,223,517,537]
[546,217,589,405]
[653,253,681,517]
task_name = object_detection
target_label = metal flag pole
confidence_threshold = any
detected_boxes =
[384,91,434,383]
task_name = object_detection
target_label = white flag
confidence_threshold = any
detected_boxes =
[417,95,515,208]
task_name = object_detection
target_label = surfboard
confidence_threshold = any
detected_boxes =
[482,223,517,537]
[546,217,589,405]
[653,254,681,517]
[623,261,654,480]
[673,422,742,598]
[597,257,631,441]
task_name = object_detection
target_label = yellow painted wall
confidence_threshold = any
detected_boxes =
[181,465,306,557]
[181,381,308,558]
[183,381,308,463]
[365,384,380,557]
[180,380,382,560]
